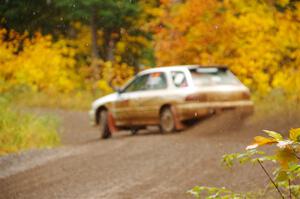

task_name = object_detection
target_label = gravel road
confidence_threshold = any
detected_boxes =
[0,109,298,199]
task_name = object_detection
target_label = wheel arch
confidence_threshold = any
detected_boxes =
[159,104,172,116]
[95,105,108,125]
[159,103,185,131]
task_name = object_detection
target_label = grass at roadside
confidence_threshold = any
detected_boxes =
[13,90,103,110]
[0,97,60,156]
[253,92,300,120]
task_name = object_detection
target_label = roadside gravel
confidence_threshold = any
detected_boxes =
[0,109,298,199]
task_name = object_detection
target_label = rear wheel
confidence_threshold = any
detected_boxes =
[99,110,111,139]
[131,129,138,135]
[160,107,176,133]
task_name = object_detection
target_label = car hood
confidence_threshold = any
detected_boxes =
[92,93,118,109]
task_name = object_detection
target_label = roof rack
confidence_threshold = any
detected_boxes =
[195,65,228,68]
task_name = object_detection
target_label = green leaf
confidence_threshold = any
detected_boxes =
[289,164,300,172]
[187,186,203,198]
[263,130,283,141]
[257,155,277,163]
[275,170,288,182]
[289,128,300,142]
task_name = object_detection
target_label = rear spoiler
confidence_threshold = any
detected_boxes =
[189,65,228,73]
[196,65,228,69]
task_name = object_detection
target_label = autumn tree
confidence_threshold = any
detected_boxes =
[0,0,65,35]
[154,0,300,99]
[0,29,79,93]
[55,0,140,61]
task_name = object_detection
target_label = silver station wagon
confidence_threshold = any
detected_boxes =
[89,65,253,139]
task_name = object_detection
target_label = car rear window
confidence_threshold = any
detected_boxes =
[189,68,240,86]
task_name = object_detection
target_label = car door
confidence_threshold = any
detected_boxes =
[113,74,150,126]
[130,72,168,125]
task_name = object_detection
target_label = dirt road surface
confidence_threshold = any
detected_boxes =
[0,109,299,199]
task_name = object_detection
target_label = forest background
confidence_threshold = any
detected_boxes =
[1,0,300,108]
[1,0,300,153]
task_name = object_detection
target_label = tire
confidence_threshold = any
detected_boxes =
[160,107,176,133]
[99,110,111,139]
[131,129,138,135]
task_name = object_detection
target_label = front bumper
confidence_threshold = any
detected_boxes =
[89,109,96,126]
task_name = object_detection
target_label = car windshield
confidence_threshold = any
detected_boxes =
[123,74,149,92]
[189,68,240,86]
[122,72,167,92]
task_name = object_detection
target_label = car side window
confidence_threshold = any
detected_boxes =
[146,72,167,90]
[171,71,188,88]
[123,74,149,93]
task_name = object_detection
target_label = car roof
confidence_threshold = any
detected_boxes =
[139,65,227,75]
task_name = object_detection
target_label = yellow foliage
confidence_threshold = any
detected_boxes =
[277,0,290,7]
[97,61,134,95]
[154,0,300,100]
[66,22,104,59]
[0,26,137,97]
[276,147,297,169]
[289,128,300,142]
[253,136,277,146]
[0,28,79,93]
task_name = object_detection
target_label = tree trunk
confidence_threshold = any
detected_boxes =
[90,9,100,80]
[103,31,115,61]
[91,10,99,59]
[107,39,115,61]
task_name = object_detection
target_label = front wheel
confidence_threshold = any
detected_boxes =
[99,110,111,139]
[160,107,176,133]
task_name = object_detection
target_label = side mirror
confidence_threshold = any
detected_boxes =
[115,87,122,94]
[112,86,123,94]
[109,80,123,94]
